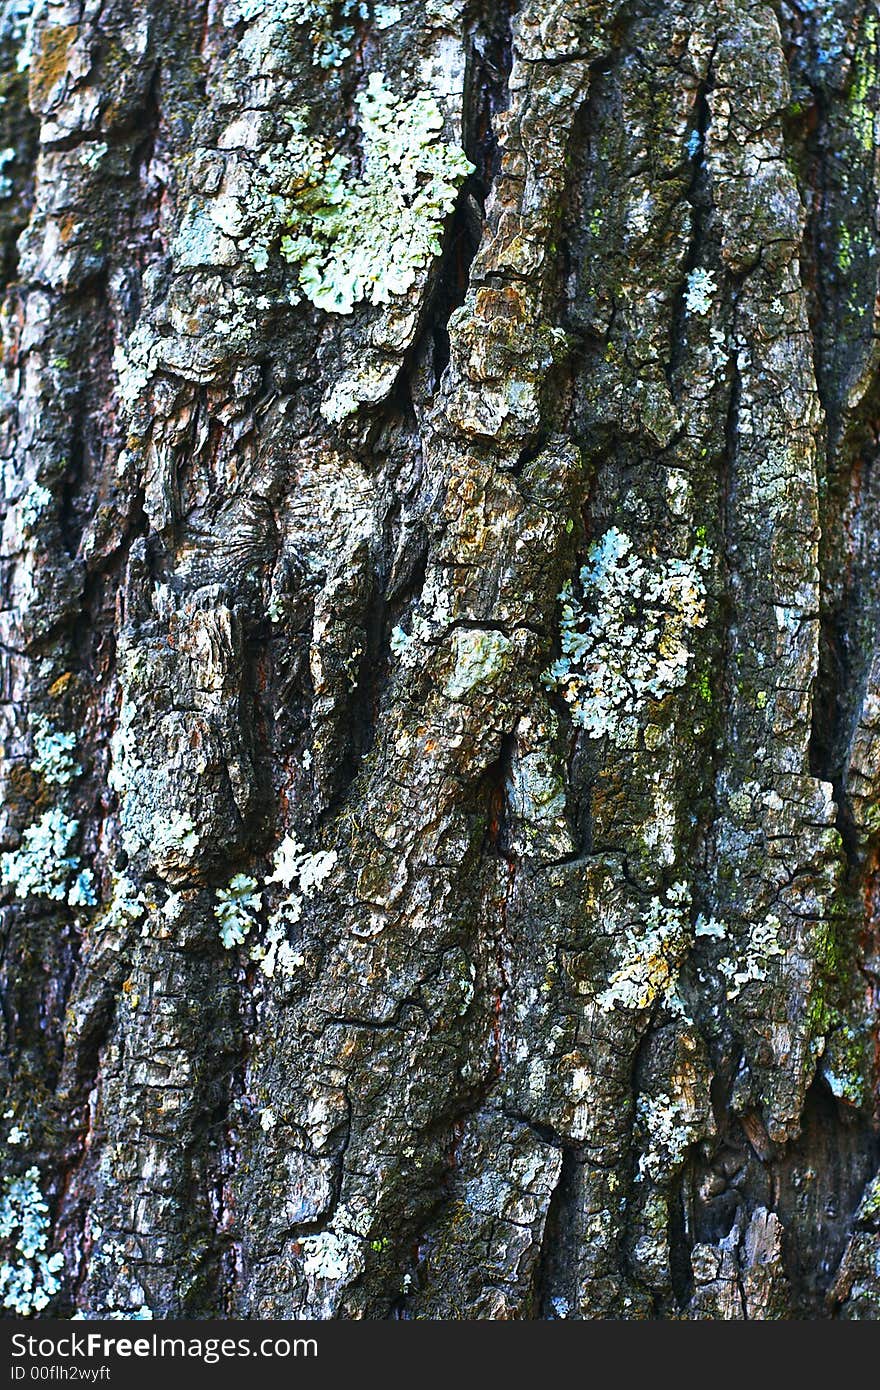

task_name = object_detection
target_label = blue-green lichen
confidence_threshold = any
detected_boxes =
[14,482,51,536]
[684,267,717,317]
[213,836,335,969]
[67,868,97,908]
[0,1166,63,1316]
[0,807,79,902]
[30,715,80,787]
[1,719,85,901]
[0,0,35,74]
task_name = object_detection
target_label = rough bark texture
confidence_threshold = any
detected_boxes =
[1,0,880,1321]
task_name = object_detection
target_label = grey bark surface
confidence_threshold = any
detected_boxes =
[1,0,880,1320]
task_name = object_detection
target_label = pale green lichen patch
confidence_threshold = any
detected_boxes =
[222,0,401,71]
[280,71,473,315]
[95,873,148,935]
[215,836,336,972]
[635,1092,695,1182]
[389,570,451,671]
[30,715,80,786]
[0,1166,64,1316]
[116,53,470,422]
[444,628,514,701]
[152,812,199,860]
[543,528,709,746]
[0,721,87,902]
[215,873,262,948]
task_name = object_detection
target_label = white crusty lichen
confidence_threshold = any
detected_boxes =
[111,323,158,414]
[250,917,299,977]
[694,913,726,941]
[70,1222,153,1320]
[280,71,473,314]
[388,570,451,671]
[300,1204,370,1289]
[389,624,415,664]
[267,835,337,897]
[0,1167,64,1316]
[73,1305,154,1321]
[301,1226,364,1280]
[107,696,140,800]
[252,834,336,977]
[0,807,79,902]
[0,146,14,199]
[717,914,784,1000]
[543,528,709,746]
[635,1093,695,1183]
[215,874,262,948]
[597,881,692,1014]
[96,873,147,934]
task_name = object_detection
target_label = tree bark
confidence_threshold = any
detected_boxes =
[1,0,879,1320]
